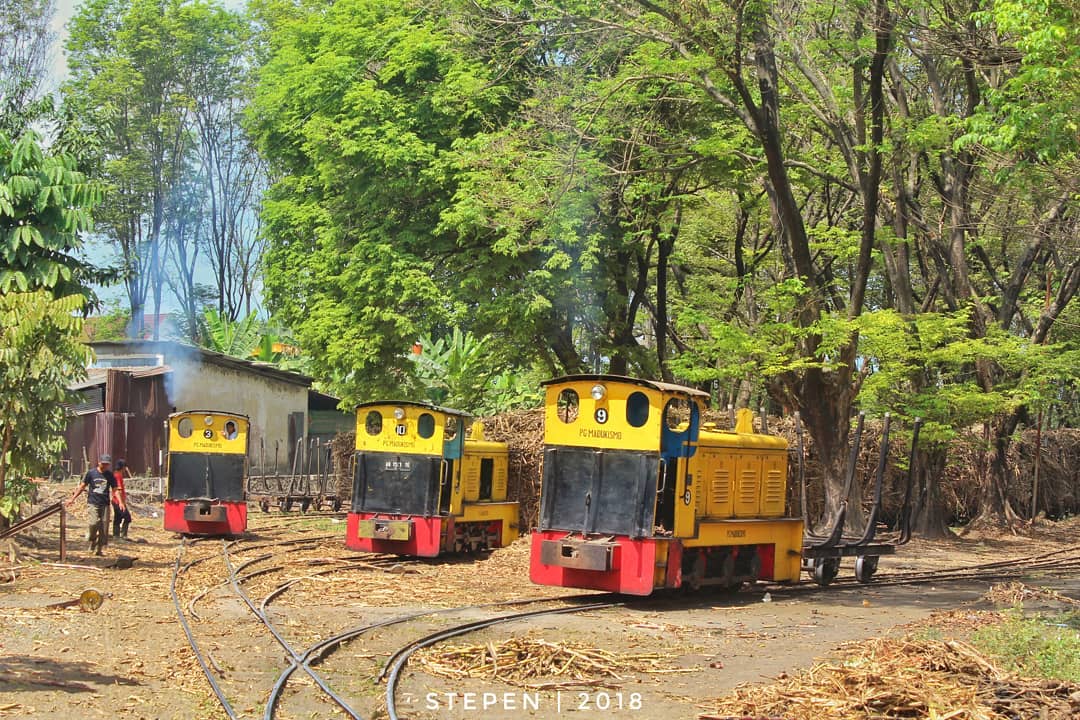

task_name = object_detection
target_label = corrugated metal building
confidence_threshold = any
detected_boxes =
[64,341,350,477]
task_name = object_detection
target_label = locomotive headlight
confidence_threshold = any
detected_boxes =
[393,407,406,420]
[204,415,214,426]
[590,384,606,401]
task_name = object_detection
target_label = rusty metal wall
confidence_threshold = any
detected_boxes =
[62,371,170,477]
[62,414,97,478]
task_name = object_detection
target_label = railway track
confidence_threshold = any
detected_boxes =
[172,537,360,718]
[171,532,1080,719]
[171,535,614,720]
[819,544,1080,591]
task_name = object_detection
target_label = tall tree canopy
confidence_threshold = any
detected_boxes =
[65,0,265,339]
[251,0,1078,529]
[0,0,55,134]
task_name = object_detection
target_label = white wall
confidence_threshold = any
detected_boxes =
[167,358,307,473]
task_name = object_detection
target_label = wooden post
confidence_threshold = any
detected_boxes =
[59,505,66,562]
[1031,408,1043,520]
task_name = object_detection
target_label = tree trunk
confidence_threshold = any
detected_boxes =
[0,425,13,530]
[912,446,953,538]
[795,369,862,533]
[655,234,674,381]
[969,413,1023,528]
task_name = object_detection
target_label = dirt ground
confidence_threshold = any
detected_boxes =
[2,482,1079,720]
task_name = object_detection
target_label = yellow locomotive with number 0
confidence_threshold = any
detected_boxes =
[346,401,519,556]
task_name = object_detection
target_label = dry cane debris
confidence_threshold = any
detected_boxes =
[415,634,691,689]
[982,580,1080,607]
[701,634,1080,720]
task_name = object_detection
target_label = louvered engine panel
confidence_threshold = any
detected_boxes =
[733,457,761,517]
[463,463,480,501]
[492,456,508,500]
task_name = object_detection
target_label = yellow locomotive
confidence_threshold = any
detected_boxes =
[530,376,802,595]
[164,410,249,535]
[346,401,519,556]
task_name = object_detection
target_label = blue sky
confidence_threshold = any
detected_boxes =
[47,0,76,87]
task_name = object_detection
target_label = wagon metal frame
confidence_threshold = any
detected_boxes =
[246,437,350,513]
[798,412,922,585]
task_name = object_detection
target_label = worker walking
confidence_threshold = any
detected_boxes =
[66,454,124,556]
[112,458,133,539]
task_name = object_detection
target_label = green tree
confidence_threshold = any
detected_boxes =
[409,329,543,413]
[0,0,55,134]
[0,130,105,300]
[251,0,523,399]
[197,306,263,359]
[0,291,91,524]
[65,0,263,336]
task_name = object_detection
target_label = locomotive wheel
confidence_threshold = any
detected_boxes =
[812,557,841,586]
[855,555,879,584]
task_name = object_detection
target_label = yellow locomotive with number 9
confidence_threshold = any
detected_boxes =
[530,375,803,595]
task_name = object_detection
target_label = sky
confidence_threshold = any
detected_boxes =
[47,0,76,88]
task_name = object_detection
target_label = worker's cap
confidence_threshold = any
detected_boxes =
[115,458,126,469]
[98,453,112,464]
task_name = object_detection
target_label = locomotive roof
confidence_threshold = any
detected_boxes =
[541,374,710,399]
[354,400,470,417]
[168,410,249,421]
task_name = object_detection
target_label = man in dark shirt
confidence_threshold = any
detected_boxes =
[67,454,122,556]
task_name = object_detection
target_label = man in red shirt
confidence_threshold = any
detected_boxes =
[112,458,132,539]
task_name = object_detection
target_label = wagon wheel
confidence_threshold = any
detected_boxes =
[281,497,293,513]
[331,497,342,512]
[259,499,270,513]
[300,498,311,513]
[854,555,879,584]
[811,557,841,586]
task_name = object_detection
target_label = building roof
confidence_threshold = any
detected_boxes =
[70,365,172,391]
[87,341,314,388]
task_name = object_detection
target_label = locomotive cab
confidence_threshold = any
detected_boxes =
[346,401,518,557]
[531,376,803,595]
[164,411,249,536]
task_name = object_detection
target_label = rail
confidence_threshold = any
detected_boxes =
[0,502,67,561]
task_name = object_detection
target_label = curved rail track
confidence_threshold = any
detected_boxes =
[171,531,1080,720]
[171,535,616,720]
[172,535,393,719]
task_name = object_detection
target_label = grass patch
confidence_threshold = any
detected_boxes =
[971,609,1080,682]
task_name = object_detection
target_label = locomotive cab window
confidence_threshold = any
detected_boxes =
[557,389,579,423]
[479,457,494,501]
[365,411,382,435]
[417,412,435,439]
[626,391,650,427]
[177,417,193,438]
[664,398,692,430]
